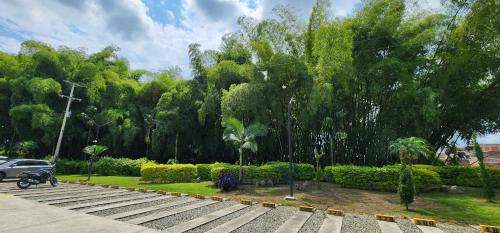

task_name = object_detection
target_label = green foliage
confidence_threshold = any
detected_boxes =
[195,164,211,181]
[264,161,316,183]
[141,163,197,183]
[389,137,432,165]
[413,165,500,188]
[12,140,38,158]
[56,159,87,174]
[0,0,498,168]
[94,156,148,176]
[473,135,496,201]
[324,165,440,192]
[399,165,415,210]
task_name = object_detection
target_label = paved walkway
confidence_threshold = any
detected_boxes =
[0,181,480,233]
[0,193,160,233]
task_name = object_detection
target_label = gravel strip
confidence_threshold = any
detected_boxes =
[396,219,422,233]
[143,201,236,230]
[75,194,160,210]
[232,205,298,233]
[185,205,257,233]
[437,223,480,233]
[92,196,184,216]
[298,210,324,233]
[52,193,150,207]
[341,214,382,233]
[118,198,202,221]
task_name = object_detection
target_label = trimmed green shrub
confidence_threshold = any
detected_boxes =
[265,161,315,184]
[210,164,239,183]
[324,165,440,192]
[94,157,147,176]
[254,165,280,183]
[141,163,197,183]
[196,164,211,181]
[414,165,500,188]
[56,159,87,174]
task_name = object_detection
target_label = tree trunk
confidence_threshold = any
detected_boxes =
[87,160,92,181]
[238,148,243,184]
[330,136,334,166]
[175,133,179,161]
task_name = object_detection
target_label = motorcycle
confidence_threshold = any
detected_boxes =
[17,165,58,189]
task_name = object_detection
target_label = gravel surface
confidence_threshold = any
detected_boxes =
[92,196,184,216]
[232,205,298,233]
[143,201,235,230]
[75,194,160,210]
[185,205,256,233]
[396,219,422,233]
[118,198,202,221]
[437,223,480,233]
[298,210,324,233]
[340,214,381,233]
[52,192,152,207]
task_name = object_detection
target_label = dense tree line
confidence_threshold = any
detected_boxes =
[0,0,498,166]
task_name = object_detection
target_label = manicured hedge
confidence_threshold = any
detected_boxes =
[196,164,212,181]
[265,161,315,183]
[56,159,87,174]
[57,157,148,176]
[324,165,441,192]
[414,165,500,188]
[94,157,147,176]
[141,162,197,183]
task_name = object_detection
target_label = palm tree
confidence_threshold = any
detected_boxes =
[389,137,431,210]
[389,137,432,166]
[222,117,267,183]
[82,145,108,181]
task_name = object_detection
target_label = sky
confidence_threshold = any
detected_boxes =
[0,0,498,144]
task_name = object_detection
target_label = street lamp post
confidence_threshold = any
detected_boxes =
[286,97,296,200]
[282,84,296,201]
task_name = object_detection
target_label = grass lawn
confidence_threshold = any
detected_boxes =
[57,175,219,196]
[57,175,499,225]
[415,191,500,226]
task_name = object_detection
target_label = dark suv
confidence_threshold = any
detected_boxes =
[0,159,52,182]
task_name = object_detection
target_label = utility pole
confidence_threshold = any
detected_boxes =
[286,97,296,200]
[51,80,84,163]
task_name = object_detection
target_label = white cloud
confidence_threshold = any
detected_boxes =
[0,0,408,77]
[166,10,175,21]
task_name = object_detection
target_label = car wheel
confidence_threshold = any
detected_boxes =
[0,172,5,182]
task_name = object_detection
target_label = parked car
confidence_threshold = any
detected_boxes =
[0,159,52,182]
[0,156,7,163]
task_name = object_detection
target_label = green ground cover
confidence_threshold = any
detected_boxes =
[57,175,219,196]
[416,191,500,225]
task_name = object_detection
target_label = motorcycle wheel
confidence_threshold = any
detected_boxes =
[50,177,59,187]
[17,179,31,189]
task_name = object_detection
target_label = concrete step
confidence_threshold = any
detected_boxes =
[13,187,98,196]
[205,206,271,233]
[126,200,218,225]
[16,188,106,198]
[417,225,444,233]
[163,204,248,233]
[43,191,136,205]
[274,211,313,233]
[83,195,175,214]
[0,185,77,193]
[318,215,343,233]
[36,190,128,202]
[378,221,403,233]
[64,194,155,210]
[106,197,196,220]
